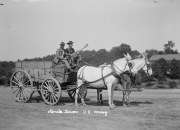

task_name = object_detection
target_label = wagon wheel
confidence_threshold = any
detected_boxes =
[40,78,61,105]
[10,70,34,102]
[68,87,87,100]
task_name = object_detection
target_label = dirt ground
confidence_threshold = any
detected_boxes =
[0,86,180,130]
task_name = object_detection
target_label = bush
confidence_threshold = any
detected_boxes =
[0,61,15,85]
[168,81,177,88]
[152,58,169,81]
[0,76,8,85]
[169,59,180,79]
[156,81,169,89]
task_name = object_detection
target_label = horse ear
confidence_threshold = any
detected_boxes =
[143,52,148,59]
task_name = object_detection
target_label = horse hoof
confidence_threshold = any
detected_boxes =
[97,101,103,105]
[75,103,79,107]
[126,104,130,107]
[122,104,127,107]
[112,104,116,107]
[122,104,130,107]
[82,103,87,106]
[109,105,116,109]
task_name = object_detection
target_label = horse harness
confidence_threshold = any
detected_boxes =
[78,62,129,88]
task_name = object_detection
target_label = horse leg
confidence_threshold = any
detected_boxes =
[97,89,100,104]
[126,92,130,106]
[99,90,103,104]
[75,87,79,106]
[80,85,86,106]
[127,74,132,106]
[107,84,115,109]
[122,91,126,106]
[97,89,103,104]
[111,85,116,107]
[126,87,131,106]
[75,80,83,106]
[125,76,132,106]
[121,79,126,106]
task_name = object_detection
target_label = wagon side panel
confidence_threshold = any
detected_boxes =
[15,61,53,83]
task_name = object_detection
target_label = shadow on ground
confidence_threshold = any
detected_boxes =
[27,95,153,107]
[85,100,153,107]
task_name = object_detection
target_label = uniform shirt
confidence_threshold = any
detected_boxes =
[65,47,75,64]
[56,47,66,59]
[65,47,75,55]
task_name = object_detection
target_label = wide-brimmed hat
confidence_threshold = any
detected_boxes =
[59,42,65,46]
[67,41,74,45]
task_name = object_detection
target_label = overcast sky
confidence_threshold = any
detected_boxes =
[0,0,180,61]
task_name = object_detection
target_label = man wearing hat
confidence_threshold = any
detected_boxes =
[66,41,75,54]
[56,42,66,59]
[65,41,75,66]
[65,41,82,70]
[54,42,71,69]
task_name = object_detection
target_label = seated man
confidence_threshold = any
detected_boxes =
[65,41,81,69]
[54,42,71,70]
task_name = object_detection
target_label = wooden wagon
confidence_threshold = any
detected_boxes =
[10,60,86,105]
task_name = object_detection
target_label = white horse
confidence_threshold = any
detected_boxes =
[121,54,153,105]
[130,54,152,75]
[75,54,131,109]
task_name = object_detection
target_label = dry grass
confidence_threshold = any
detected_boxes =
[0,87,180,130]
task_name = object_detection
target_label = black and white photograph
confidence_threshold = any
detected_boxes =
[0,0,180,130]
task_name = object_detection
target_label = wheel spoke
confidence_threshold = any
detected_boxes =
[20,90,26,101]
[51,81,55,87]
[23,84,32,88]
[17,72,23,82]
[52,94,58,102]
[12,87,20,94]
[19,72,23,82]
[42,90,49,97]
[47,94,51,102]
[54,86,59,92]
[11,85,19,90]
[46,91,50,98]
[72,90,75,97]
[23,79,30,86]
[15,88,21,98]
[14,76,21,84]
[42,84,48,89]
[48,80,52,87]
[49,94,52,103]
[19,89,25,101]
[11,80,20,86]
[17,89,23,101]
[72,90,76,97]
[47,80,51,86]
[44,82,49,88]
[50,94,54,104]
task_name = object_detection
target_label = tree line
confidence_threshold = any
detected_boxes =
[0,41,179,85]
